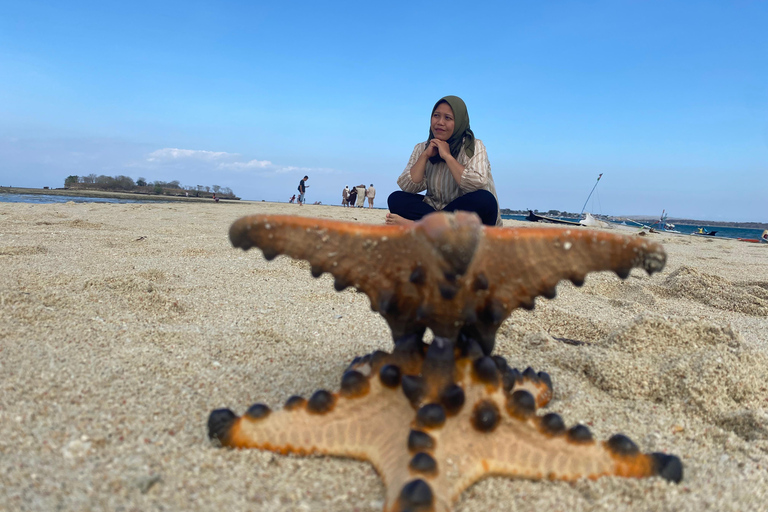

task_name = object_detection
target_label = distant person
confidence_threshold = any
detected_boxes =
[366,184,376,208]
[212,193,219,202]
[297,175,309,206]
[386,95,501,226]
[289,194,296,204]
[762,229,768,242]
[356,184,366,208]
[342,186,350,207]
[348,186,358,207]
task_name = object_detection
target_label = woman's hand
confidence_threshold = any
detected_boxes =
[431,139,452,160]
[427,139,452,160]
[425,139,439,158]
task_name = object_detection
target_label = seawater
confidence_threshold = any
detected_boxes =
[0,193,168,205]
[501,214,766,241]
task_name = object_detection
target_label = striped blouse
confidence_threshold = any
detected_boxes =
[396,139,502,226]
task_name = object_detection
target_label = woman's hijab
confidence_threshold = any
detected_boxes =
[427,95,476,164]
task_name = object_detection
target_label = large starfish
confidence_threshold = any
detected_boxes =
[208,211,681,512]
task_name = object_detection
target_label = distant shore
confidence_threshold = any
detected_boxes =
[0,186,245,204]
[500,208,767,229]
[623,215,768,230]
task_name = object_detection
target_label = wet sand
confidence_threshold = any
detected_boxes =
[1,200,766,511]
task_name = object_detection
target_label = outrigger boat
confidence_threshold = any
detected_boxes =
[692,227,718,237]
[526,173,603,227]
[525,210,583,226]
[650,210,682,234]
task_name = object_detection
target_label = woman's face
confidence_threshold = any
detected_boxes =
[431,102,455,141]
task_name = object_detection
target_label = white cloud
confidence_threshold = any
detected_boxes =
[218,159,273,170]
[141,147,339,178]
[147,148,233,162]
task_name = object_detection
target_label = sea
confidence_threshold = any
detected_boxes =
[0,193,764,242]
[502,214,767,241]
[0,193,166,205]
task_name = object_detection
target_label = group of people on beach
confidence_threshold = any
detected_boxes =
[342,184,376,208]
[288,95,499,225]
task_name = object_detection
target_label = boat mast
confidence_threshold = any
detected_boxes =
[580,173,603,215]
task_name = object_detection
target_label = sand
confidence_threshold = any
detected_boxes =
[1,200,766,511]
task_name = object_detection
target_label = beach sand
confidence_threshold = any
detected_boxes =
[1,200,766,511]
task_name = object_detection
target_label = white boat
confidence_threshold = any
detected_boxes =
[651,210,682,234]
[579,212,612,228]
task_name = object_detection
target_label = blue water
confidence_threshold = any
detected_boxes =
[501,214,766,241]
[0,193,169,205]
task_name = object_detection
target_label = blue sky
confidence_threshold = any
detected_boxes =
[1,0,766,222]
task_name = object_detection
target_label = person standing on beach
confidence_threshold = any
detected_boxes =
[342,186,350,207]
[367,184,376,208]
[297,176,309,206]
[386,95,501,226]
[348,186,357,207]
[356,184,366,208]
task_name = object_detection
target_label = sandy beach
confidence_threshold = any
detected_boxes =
[1,200,767,511]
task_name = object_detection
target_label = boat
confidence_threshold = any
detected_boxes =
[526,210,583,226]
[579,212,612,228]
[691,227,717,237]
[652,210,682,234]
[738,229,768,243]
[526,173,604,228]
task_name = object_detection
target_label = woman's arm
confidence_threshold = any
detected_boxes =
[407,150,431,184]
[396,144,430,193]
[457,140,491,192]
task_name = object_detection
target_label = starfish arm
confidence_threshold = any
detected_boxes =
[436,371,681,502]
[446,419,680,498]
[463,226,667,315]
[209,378,414,470]
[229,214,462,337]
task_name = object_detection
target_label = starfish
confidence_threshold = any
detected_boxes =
[208,211,681,512]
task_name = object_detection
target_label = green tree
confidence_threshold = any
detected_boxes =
[136,177,147,187]
[114,175,136,190]
[64,175,79,186]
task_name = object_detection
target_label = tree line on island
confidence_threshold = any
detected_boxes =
[64,174,239,199]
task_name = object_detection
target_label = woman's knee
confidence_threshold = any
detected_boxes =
[472,189,493,201]
[475,191,498,225]
[445,190,497,225]
[387,190,407,210]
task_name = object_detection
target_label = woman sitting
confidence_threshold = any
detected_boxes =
[386,95,501,226]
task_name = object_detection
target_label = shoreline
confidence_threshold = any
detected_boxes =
[5,187,765,228]
[0,186,244,204]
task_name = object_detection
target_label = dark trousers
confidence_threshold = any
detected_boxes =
[387,189,498,226]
